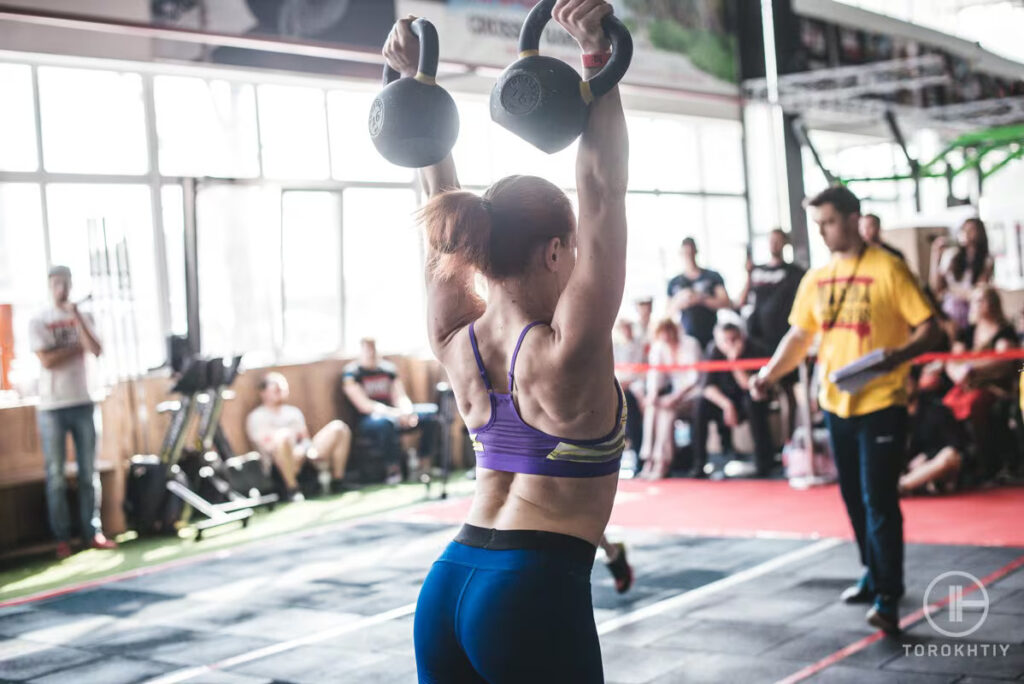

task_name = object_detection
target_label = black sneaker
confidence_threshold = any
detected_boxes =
[686,465,709,479]
[606,543,634,594]
[330,478,357,494]
[866,595,901,635]
[841,574,875,604]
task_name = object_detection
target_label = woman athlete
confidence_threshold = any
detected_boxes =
[384,1,629,681]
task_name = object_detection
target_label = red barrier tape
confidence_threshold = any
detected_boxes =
[615,347,1024,374]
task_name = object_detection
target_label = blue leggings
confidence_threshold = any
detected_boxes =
[414,525,603,683]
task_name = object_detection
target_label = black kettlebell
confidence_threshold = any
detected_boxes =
[490,0,633,154]
[369,18,459,168]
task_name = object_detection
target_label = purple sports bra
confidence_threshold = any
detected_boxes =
[467,321,625,478]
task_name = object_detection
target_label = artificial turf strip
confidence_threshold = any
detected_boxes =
[0,474,474,602]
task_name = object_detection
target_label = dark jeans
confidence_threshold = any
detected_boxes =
[359,403,441,467]
[824,406,907,598]
[36,403,102,542]
[691,394,774,475]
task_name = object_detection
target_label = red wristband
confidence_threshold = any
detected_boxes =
[582,52,611,69]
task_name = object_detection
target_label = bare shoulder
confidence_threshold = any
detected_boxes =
[435,322,491,429]
[514,323,618,432]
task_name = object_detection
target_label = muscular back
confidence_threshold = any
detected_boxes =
[440,317,620,545]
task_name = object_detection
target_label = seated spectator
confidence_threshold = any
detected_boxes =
[930,218,992,331]
[691,322,775,478]
[943,286,1018,479]
[613,318,646,468]
[901,385,967,496]
[639,319,702,480]
[246,373,351,501]
[342,337,440,482]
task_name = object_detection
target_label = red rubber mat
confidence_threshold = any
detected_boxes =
[410,480,1024,547]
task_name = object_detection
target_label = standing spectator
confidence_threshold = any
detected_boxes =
[691,322,775,478]
[859,214,905,262]
[342,337,440,482]
[736,228,806,354]
[751,185,940,635]
[246,373,352,501]
[667,237,731,349]
[930,218,992,331]
[639,319,702,480]
[30,266,117,559]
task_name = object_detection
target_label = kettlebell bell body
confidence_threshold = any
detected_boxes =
[491,55,589,154]
[370,19,459,168]
[491,0,633,154]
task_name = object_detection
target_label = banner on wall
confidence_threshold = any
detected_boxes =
[398,0,739,94]
[150,0,740,95]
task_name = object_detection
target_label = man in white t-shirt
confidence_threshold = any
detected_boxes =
[29,266,117,559]
[246,372,352,501]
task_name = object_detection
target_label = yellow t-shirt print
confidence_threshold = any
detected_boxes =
[789,245,934,418]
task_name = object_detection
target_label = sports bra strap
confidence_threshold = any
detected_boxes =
[468,323,493,391]
[508,321,544,391]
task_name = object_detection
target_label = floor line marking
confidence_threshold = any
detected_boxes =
[147,602,418,684]
[774,552,1024,684]
[596,537,843,635]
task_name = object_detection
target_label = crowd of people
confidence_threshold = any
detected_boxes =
[614,214,1024,492]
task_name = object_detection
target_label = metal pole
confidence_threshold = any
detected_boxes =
[183,178,201,355]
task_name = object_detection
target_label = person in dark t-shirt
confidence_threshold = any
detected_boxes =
[736,228,806,353]
[667,237,730,349]
[342,337,440,482]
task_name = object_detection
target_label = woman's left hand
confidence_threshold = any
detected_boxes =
[552,0,613,54]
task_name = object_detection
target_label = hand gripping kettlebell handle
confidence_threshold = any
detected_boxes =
[383,18,442,87]
[517,0,633,101]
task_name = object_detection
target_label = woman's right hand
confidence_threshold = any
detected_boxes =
[383,15,420,78]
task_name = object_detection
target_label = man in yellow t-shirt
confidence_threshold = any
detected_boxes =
[751,185,940,636]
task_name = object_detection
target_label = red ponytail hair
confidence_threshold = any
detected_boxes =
[418,175,574,281]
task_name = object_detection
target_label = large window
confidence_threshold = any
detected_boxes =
[342,188,425,353]
[0,65,38,172]
[196,185,281,361]
[38,67,148,174]
[0,184,47,380]
[45,184,164,375]
[161,185,187,335]
[154,76,260,178]
[1,56,751,387]
[258,85,330,179]
[624,194,704,304]
[282,191,343,358]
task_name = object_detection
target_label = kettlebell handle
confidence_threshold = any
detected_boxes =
[517,0,633,101]
[383,18,441,87]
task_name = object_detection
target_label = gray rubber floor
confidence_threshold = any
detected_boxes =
[0,518,1022,683]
